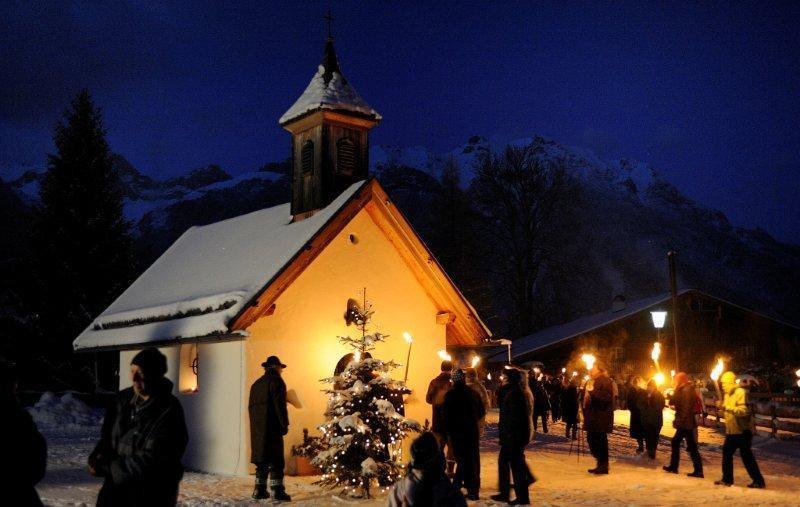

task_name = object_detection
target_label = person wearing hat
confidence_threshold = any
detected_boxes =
[1,358,47,507]
[442,369,485,500]
[388,432,467,506]
[88,347,188,506]
[714,371,765,488]
[249,355,291,501]
[663,372,703,478]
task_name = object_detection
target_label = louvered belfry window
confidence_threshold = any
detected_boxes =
[301,140,314,174]
[337,138,357,176]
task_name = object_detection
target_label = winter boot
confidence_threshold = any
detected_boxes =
[714,479,733,487]
[662,466,678,474]
[490,493,510,502]
[687,471,704,479]
[588,464,609,474]
[272,487,292,502]
[747,481,766,489]
[251,484,269,500]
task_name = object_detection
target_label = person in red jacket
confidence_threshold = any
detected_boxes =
[663,372,704,478]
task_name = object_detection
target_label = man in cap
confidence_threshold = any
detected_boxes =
[249,355,291,501]
[714,371,765,488]
[89,347,188,506]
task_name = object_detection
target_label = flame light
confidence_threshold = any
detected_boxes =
[651,342,662,363]
[471,355,481,368]
[402,331,413,343]
[653,372,666,386]
[572,371,578,377]
[710,358,725,382]
[581,353,596,371]
[437,349,452,362]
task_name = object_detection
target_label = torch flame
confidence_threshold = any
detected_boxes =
[572,371,578,377]
[581,353,596,371]
[437,349,452,362]
[653,372,666,386]
[795,368,800,378]
[651,342,662,362]
[487,373,492,380]
[471,355,481,368]
[561,367,567,373]
[710,358,725,381]
[403,331,413,343]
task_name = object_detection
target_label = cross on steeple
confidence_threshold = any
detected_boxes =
[324,10,334,39]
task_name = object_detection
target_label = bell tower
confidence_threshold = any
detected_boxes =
[279,36,381,220]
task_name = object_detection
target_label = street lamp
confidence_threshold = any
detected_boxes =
[650,311,667,340]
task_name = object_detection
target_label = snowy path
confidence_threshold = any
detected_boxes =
[37,409,800,506]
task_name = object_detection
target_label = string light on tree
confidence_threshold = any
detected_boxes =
[312,290,421,498]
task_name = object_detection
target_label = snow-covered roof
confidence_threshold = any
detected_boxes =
[73,181,369,351]
[279,38,381,125]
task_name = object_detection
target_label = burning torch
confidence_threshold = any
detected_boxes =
[651,342,662,373]
[402,332,413,382]
[710,358,725,399]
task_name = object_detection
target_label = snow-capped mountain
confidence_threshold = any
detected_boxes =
[3,135,798,328]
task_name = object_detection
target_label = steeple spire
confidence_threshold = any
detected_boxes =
[324,10,334,39]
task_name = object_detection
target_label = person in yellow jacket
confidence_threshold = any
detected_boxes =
[713,371,766,488]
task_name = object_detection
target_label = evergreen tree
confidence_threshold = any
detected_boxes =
[313,295,421,498]
[33,90,134,362]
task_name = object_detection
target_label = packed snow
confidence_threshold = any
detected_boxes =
[34,396,800,506]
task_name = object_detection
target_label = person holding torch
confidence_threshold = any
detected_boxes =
[663,372,704,479]
[582,356,614,475]
[714,370,766,488]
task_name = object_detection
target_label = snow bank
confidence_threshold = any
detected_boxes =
[28,392,103,431]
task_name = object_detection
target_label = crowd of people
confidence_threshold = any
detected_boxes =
[410,357,768,505]
[1,348,772,506]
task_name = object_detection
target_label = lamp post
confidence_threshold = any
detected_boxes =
[650,311,667,341]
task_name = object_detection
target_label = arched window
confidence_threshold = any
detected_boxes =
[336,138,358,176]
[301,140,314,174]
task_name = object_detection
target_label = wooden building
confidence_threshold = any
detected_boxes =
[507,289,800,378]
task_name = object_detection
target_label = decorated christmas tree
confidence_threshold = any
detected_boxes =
[312,293,421,498]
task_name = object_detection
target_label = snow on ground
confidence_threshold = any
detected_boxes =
[35,398,800,506]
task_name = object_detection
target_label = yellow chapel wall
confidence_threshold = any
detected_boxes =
[245,207,446,473]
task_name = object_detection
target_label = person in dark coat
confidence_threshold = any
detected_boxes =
[639,379,665,459]
[1,358,46,507]
[388,432,466,507]
[663,372,703,478]
[528,369,550,434]
[548,376,563,422]
[561,376,580,440]
[249,355,291,501]
[583,363,614,474]
[89,348,188,507]
[491,368,534,505]
[426,361,454,475]
[442,369,485,500]
[626,376,646,453]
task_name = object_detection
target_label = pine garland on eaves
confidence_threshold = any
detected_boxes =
[93,299,238,330]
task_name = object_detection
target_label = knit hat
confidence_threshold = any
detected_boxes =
[410,432,442,470]
[673,371,689,388]
[131,348,168,378]
[451,369,465,384]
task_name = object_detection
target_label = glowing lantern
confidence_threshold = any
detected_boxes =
[653,372,665,386]
[471,355,481,368]
[437,349,452,362]
[581,353,596,371]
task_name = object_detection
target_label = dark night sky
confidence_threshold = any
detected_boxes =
[2,1,798,243]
